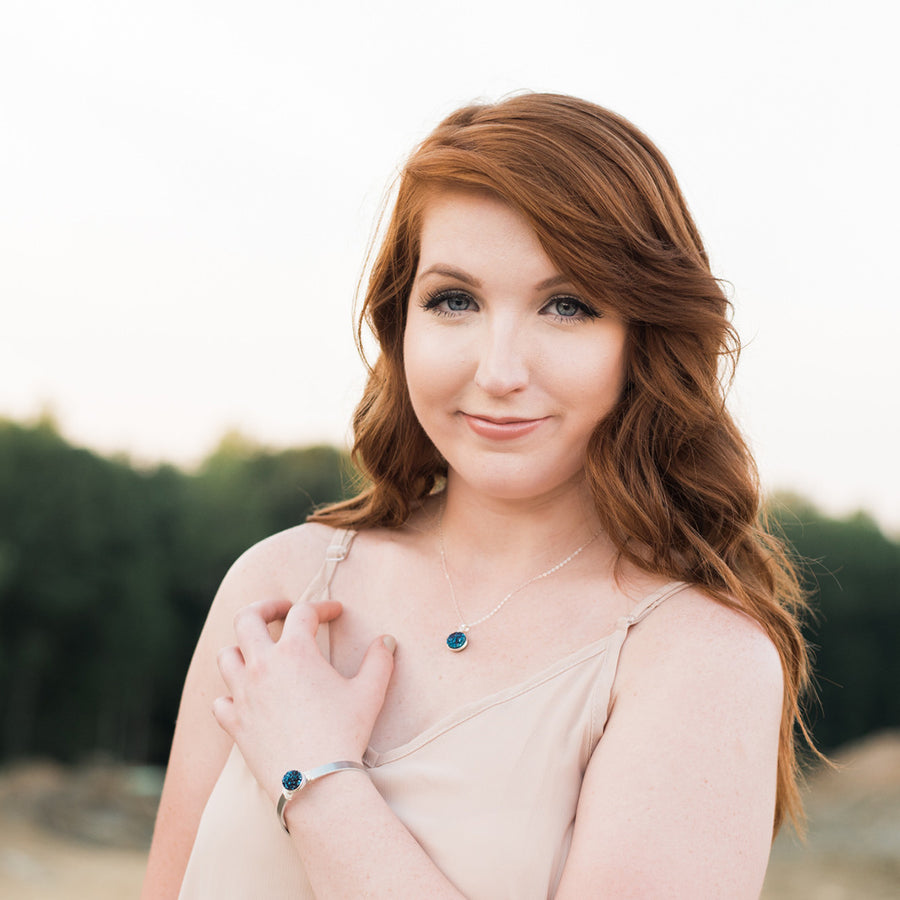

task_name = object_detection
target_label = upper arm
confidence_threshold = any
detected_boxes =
[555,592,783,899]
[141,523,333,900]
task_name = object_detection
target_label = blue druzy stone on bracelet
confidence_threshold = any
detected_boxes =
[446,631,468,651]
[282,770,303,791]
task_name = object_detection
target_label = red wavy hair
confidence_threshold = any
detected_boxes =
[311,93,813,833]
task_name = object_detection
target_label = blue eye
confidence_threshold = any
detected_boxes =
[446,295,471,311]
[543,296,599,321]
[420,289,476,316]
[550,298,580,317]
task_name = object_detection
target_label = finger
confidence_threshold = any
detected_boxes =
[282,599,344,639]
[216,645,244,692]
[311,599,344,622]
[354,634,397,707]
[232,598,293,652]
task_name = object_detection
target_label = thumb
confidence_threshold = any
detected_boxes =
[355,634,397,705]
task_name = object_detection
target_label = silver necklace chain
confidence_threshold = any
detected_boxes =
[438,503,598,651]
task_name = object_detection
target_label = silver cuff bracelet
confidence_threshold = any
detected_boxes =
[276,760,368,833]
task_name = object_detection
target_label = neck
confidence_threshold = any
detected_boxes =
[433,472,610,575]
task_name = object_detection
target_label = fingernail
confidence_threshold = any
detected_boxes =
[382,635,397,654]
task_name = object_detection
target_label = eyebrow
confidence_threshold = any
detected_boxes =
[416,265,572,292]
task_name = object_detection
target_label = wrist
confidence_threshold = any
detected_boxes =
[277,760,368,833]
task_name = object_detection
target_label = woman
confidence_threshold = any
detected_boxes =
[143,93,811,898]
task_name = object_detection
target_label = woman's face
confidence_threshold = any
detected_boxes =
[403,188,628,505]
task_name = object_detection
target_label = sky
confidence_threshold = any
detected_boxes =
[1,0,898,531]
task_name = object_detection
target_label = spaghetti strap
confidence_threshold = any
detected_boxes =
[296,528,356,660]
[296,528,356,604]
[590,580,691,743]
[321,528,355,583]
[615,580,691,630]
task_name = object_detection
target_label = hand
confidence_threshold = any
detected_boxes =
[212,598,396,803]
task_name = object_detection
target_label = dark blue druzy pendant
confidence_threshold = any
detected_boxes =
[282,769,304,792]
[447,631,468,652]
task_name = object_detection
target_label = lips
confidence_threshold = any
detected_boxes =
[461,413,548,441]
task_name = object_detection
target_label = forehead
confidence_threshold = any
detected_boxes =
[415,188,562,284]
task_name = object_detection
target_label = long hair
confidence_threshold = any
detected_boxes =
[310,93,814,833]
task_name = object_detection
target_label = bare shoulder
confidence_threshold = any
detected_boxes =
[615,584,783,708]
[555,585,783,897]
[211,521,339,618]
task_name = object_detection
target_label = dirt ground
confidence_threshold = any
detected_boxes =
[0,759,156,898]
[1,732,898,899]
[763,730,900,898]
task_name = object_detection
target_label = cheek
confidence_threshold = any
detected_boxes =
[559,343,628,418]
[403,319,447,414]
[404,317,469,392]
[402,323,427,403]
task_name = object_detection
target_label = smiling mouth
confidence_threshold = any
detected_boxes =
[462,413,548,440]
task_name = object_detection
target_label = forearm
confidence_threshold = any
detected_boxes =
[281,769,465,899]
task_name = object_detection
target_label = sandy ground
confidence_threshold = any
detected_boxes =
[0,818,148,900]
[763,730,900,899]
[1,732,898,899]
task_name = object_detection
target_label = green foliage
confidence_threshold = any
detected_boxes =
[0,419,351,764]
[767,493,900,750]
[0,418,896,765]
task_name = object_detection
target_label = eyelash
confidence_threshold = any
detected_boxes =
[419,289,601,324]
[419,289,474,318]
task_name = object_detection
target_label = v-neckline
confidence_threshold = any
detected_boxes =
[363,626,620,767]
[360,578,688,766]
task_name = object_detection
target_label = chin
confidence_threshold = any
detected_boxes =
[449,462,587,505]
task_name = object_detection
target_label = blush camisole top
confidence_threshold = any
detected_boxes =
[179,528,688,899]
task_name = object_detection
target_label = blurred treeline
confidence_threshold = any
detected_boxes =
[0,417,350,765]
[0,416,897,766]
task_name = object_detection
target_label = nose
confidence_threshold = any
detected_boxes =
[473,318,530,396]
